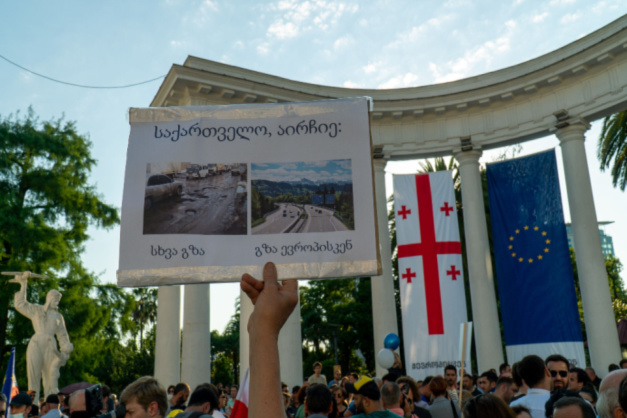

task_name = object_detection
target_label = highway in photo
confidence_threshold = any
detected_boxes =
[252,203,348,234]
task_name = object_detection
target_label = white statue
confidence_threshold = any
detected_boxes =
[4,271,74,400]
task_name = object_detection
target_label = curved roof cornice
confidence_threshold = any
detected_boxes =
[151,15,627,159]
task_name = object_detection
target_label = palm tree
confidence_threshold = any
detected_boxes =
[132,288,157,351]
[598,111,627,191]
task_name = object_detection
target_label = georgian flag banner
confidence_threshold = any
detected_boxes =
[393,172,468,381]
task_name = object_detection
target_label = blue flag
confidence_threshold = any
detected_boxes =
[487,150,585,366]
[2,347,18,408]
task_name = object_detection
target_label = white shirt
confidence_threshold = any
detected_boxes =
[509,388,550,418]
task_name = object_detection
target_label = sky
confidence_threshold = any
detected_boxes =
[1,1,626,334]
[252,159,352,183]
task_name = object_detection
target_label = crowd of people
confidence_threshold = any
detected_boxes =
[3,262,627,418]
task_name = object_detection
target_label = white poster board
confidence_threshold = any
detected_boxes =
[117,97,380,286]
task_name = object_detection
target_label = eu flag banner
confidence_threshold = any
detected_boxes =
[486,150,584,367]
[393,172,468,381]
[2,347,18,410]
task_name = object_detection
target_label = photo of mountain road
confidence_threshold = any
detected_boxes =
[251,160,354,235]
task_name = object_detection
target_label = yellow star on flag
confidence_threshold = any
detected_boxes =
[544,248,549,253]
[542,231,547,236]
[528,258,533,263]
[524,226,529,230]
[538,255,543,260]
[518,257,523,262]
[546,239,551,244]
[534,226,539,231]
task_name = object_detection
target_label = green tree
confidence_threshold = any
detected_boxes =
[598,111,627,190]
[132,288,157,351]
[0,109,123,388]
[211,298,240,384]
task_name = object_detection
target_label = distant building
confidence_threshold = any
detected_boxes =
[566,221,615,257]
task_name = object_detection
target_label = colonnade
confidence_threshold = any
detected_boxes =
[153,119,620,386]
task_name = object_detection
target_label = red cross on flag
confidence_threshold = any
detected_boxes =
[393,172,468,381]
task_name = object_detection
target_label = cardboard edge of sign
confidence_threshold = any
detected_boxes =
[116,259,380,287]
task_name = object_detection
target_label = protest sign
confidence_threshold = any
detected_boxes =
[117,97,380,286]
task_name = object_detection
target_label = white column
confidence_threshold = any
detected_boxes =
[454,149,504,373]
[278,297,304,388]
[557,122,621,375]
[239,288,254,384]
[181,284,211,388]
[154,285,181,387]
[371,158,399,377]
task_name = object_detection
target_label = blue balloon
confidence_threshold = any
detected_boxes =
[384,333,400,350]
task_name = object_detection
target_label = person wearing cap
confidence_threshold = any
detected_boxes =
[345,376,396,417]
[9,394,33,418]
[41,395,65,418]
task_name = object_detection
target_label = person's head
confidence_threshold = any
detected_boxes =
[185,387,218,415]
[546,354,570,391]
[333,369,342,381]
[511,405,532,418]
[569,368,591,392]
[44,290,62,311]
[345,376,382,414]
[45,395,60,411]
[462,374,475,391]
[0,393,6,417]
[349,373,359,384]
[578,385,598,407]
[586,368,598,382]
[9,394,32,418]
[477,371,498,394]
[313,362,322,376]
[611,364,621,372]
[462,393,516,418]
[494,377,517,404]
[380,382,401,409]
[596,369,627,418]
[218,392,227,410]
[429,376,448,397]
[332,387,347,406]
[166,387,174,396]
[305,384,332,416]
[500,363,512,376]
[396,376,419,403]
[553,396,597,418]
[444,365,457,388]
[620,360,627,369]
[519,355,550,389]
[120,376,168,418]
[171,383,190,404]
[421,376,433,397]
[69,391,86,414]
[281,392,290,409]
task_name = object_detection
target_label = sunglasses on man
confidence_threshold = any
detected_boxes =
[549,370,568,378]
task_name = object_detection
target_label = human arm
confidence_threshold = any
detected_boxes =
[10,272,35,319]
[55,314,73,363]
[241,262,298,418]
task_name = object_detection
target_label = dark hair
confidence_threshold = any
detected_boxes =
[188,387,219,413]
[292,385,301,394]
[313,361,322,369]
[512,362,523,388]
[570,368,591,386]
[305,384,332,414]
[463,394,515,418]
[619,374,627,412]
[429,376,448,397]
[173,383,190,396]
[423,376,433,386]
[495,376,514,390]
[481,371,498,384]
[350,373,359,381]
[499,363,510,373]
[620,359,627,368]
[462,374,476,385]
[101,385,111,398]
[444,365,457,374]
[396,376,419,402]
[381,373,395,382]
[332,386,347,399]
[553,396,596,418]
[511,405,531,415]
[545,354,570,369]
[545,390,581,418]
[579,384,598,403]
[519,355,546,388]
[609,363,620,372]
